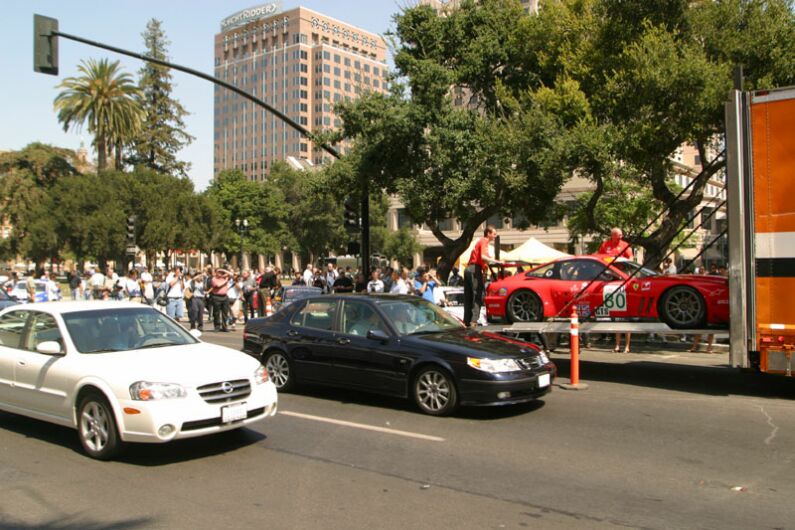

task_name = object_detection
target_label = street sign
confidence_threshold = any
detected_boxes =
[126,245,139,255]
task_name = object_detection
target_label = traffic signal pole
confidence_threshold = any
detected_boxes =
[34,15,380,275]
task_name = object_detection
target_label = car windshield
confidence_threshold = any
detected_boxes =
[611,260,658,279]
[62,307,198,354]
[379,298,465,336]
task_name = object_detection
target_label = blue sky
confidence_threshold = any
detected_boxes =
[1,1,404,189]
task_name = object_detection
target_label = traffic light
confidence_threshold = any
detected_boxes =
[344,198,359,231]
[126,215,136,242]
[33,14,59,75]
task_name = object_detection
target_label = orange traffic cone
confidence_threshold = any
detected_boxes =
[265,295,273,317]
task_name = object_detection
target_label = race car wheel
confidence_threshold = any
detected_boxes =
[659,286,706,329]
[507,290,543,323]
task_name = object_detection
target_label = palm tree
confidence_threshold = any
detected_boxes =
[54,58,144,172]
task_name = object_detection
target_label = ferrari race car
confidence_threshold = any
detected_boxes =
[485,255,729,329]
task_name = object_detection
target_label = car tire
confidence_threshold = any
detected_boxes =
[506,290,543,323]
[77,392,122,460]
[413,366,458,416]
[659,286,706,329]
[262,350,295,392]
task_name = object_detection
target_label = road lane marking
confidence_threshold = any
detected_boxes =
[280,410,445,442]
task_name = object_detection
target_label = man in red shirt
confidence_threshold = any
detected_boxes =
[464,225,502,327]
[599,227,633,259]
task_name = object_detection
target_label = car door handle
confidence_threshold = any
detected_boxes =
[17,360,26,366]
[287,330,299,337]
[337,338,351,345]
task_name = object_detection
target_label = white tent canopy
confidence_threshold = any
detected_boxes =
[502,237,571,264]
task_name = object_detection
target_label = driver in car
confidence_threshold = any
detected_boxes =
[348,308,384,337]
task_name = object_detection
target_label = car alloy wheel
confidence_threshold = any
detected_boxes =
[414,367,457,416]
[264,351,293,391]
[508,290,543,322]
[660,286,706,329]
[78,393,121,460]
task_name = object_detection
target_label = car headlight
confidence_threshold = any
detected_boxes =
[497,287,508,297]
[253,365,269,385]
[129,381,187,401]
[538,351,550,365]
[467,357,522,373]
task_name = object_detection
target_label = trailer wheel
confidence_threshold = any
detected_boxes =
[659,286,706,329]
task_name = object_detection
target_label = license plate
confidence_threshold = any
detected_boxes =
[221,402,247,423]
[537,373,551,388]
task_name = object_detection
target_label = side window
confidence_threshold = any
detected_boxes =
[290,300,337,331]
[0,311,29,349]
[341,301,388,336]
[558,261,580,280]
[527,263,557,279]
[24,312,64,353]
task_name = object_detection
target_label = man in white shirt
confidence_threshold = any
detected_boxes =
[324,263,338,293]
[89,269,106,300]
[164,266,185,320]
[302,264,314,286]
[367,270,385,293]
[140,267,154,303]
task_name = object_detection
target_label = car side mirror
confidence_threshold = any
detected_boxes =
[367,329,390,342]
[36,341,64,356]
[189,329,203,339]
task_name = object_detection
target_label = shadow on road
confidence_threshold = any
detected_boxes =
[287,384,547,420]
[552,356,795,399]
[0,516,152,530]
[0,412,267,465]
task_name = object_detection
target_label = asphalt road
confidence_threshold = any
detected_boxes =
[1,327,794,530]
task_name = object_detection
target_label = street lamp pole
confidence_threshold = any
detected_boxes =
[235,218,248,270]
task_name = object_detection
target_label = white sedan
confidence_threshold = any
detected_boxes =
[0,301,277,460]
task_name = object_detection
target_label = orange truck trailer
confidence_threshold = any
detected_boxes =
[726,86,795,375]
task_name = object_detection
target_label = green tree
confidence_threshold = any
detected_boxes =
[525,0,795,266]
[383,228,423,268]
[127,19,194,177]
[331,0,575,278]
[54,58,144,172]
[0,143,79,263]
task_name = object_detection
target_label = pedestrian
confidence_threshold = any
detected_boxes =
[367,270,384,293]
[402,268,416,295]
[124,269,142,303]
[334,269,354,293]
[204,265,214,324]
[614,332,632,353]
[68,269,81,300]
[257,266,278,317]
[302,263,314,286]
[354,273,367,293]
[81,272,91,301]
[464,226,502,327]
[662,257,677,275]
[599,227,634,259]
[448,267,463,287]
[163,266,185,321]
[689,334,715,353]
[292,271,305,285]
[208,267,232,332]
[188,272,206,331]
[89,268,105,300]
[140,266,154,304]
[25,274,36,303]
[389,269,408,294]
[414,268,440,303]
[324,263,338,293]
[382,267,394,293]
[241,269,257,322]
[46,272,61,301]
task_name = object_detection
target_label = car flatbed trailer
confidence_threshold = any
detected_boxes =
[485,321,728,338]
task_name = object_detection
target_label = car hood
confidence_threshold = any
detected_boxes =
[79,342,260,387]
[404,329,539,358]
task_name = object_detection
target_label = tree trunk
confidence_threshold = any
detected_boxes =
[115,140,123,170]
[96,135,107,172]
[431,207,496,282]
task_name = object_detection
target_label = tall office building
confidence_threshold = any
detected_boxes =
[214,3,388,181]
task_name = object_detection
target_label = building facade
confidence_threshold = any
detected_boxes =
[213,3,389,181]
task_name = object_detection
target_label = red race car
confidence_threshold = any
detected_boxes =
[485,255,729,329]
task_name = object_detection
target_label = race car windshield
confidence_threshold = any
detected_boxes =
[612,260,658,279]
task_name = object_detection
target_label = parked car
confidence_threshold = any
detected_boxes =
[0,290,18,311]
[243,294,554,416]
[0,302,278,460]
[272,285,323,313]
[485,255,729,329]
[437,286,487,326]
[10,280,48,303]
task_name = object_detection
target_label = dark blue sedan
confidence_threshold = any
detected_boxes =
[243,295,555,416]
